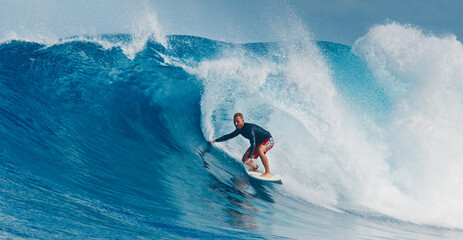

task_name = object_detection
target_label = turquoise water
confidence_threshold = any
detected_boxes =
[1,28,463,239]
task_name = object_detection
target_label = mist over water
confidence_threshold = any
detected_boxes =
[1,2,463,239]
[353,23,463,227]
[174,20,463,230]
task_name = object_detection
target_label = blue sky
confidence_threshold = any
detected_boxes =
[149,0,463,45]
[1,0,462,45]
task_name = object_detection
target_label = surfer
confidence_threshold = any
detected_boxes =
[210,113,274,178]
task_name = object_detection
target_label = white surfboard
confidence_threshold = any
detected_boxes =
[247,171,283,184]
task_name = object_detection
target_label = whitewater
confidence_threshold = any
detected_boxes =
[1,11,463,239]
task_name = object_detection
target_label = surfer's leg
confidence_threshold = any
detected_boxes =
[242,149,258,171]
[257,145,271,178]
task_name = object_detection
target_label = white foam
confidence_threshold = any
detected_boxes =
[191,21,463,230]
[353,22,463,229]
[186,20,395,215]
[0,3,167,60]
[120,11,168,59]
[73,10,168,60]
[0,30,59,46]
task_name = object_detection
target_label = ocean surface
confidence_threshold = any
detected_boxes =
[1,23,463,239]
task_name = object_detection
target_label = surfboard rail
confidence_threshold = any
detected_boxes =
[247,171,283,184]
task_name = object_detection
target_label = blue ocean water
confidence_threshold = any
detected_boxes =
[1,24,463,239]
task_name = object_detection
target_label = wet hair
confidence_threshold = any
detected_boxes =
[234,112,243,120]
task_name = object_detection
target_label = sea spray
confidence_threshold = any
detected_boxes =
[353,22,463,228]
[1,11,462,234]
[184,24,394,211]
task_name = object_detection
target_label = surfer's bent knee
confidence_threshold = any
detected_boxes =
[257,145,267,154]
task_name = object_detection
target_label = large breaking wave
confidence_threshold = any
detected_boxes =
[1,19,463,238]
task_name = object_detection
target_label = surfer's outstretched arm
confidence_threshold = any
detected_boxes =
[212,129,240,143]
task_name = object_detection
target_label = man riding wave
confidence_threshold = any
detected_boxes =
[210,113,274,178]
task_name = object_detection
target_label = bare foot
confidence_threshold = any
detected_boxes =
[260,172,271,178]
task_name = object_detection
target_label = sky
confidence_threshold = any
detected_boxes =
[1,0,462,46]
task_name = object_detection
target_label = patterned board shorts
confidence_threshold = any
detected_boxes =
[248,137,274,159]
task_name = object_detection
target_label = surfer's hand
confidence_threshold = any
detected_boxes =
[209,140,215,144]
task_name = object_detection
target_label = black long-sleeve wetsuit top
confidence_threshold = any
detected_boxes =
[214,123,272,159]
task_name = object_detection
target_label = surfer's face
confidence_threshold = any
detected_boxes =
[234,116,244,129]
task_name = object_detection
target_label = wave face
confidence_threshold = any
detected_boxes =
[1,23,463,239]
